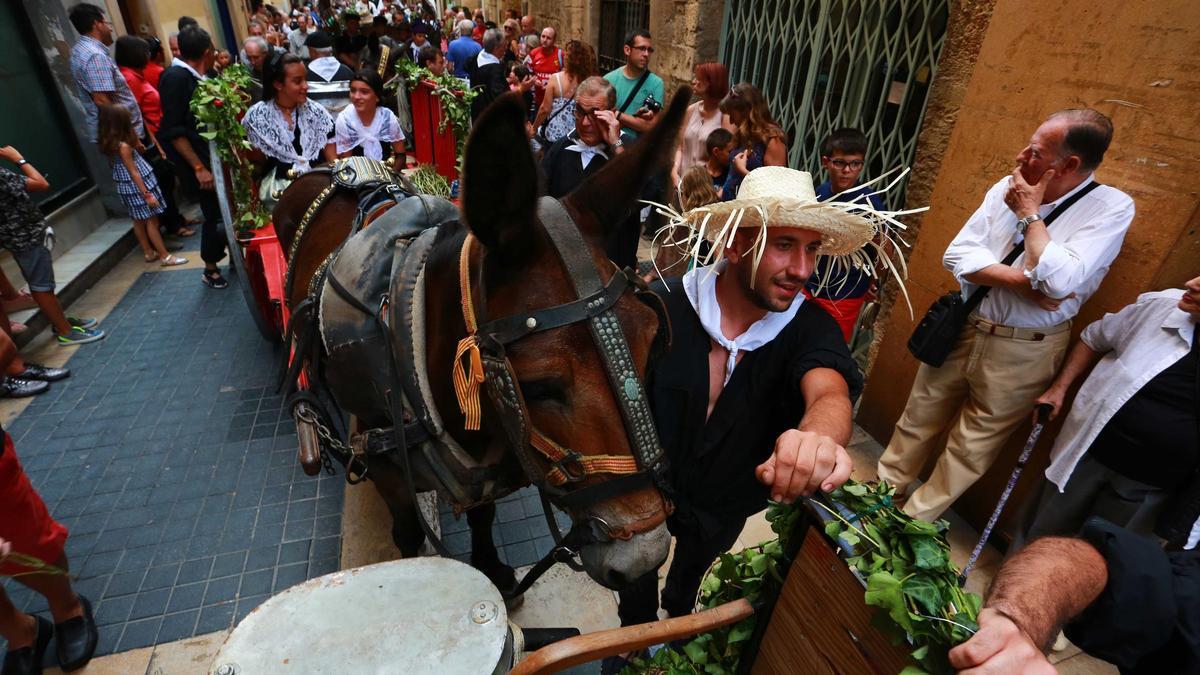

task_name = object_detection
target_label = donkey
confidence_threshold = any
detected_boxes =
[272,86,692,594]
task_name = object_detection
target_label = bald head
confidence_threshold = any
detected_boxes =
[520,15,535,34]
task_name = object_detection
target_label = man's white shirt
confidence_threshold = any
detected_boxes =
[943,174,1135,328]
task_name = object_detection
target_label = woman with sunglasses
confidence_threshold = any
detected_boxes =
[718,82,787,200]
[334,70,406,161]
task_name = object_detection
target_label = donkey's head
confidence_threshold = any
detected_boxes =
[447,89,692,588]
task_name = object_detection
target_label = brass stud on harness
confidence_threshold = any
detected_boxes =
[525,317,537,329]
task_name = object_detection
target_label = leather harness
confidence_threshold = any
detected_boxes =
[283,159,673,593]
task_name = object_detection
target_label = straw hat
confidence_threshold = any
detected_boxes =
[692,166,874,256]
[649,165,927,315]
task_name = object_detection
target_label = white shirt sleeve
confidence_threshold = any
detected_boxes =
[943,179,1006,283]
[1026,193,1135,299]
[1079,289,1156,353]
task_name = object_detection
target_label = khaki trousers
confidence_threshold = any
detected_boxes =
[877,321,1071,522]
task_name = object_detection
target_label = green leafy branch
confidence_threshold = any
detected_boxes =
[624,480,981,675]
[388,59,479,171]
[191,64,269,233]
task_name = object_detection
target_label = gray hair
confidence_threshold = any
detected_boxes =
[1047,108,1114,172]
[522,34,539,51]
[309,45,332,57]
[243,36,268,53]
[456,19,474,36]
[577,76,616,108]
[481,28,504,52]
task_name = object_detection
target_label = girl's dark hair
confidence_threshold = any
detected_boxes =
[114,35,150,70]
[350,70,385,101]
[262,52,305,102]
[506,63,530,80]
[96,103,137,157]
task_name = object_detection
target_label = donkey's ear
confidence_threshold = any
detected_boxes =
[565,86,693,240]
[461,93,540,263]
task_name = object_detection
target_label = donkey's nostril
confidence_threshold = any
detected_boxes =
[604,569,629,590]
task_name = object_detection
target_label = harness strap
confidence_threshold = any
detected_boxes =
[283,182,338,304]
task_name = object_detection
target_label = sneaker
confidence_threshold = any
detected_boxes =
[57,327,105,346]
[67,316,98,329]
[202,270,229,289]
[0,376,49,398]
[15,363,70,382]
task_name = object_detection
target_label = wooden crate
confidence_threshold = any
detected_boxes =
[750,519,914,674]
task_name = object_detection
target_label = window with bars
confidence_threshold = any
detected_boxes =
[598,0,649,73]
[720,0,951,206]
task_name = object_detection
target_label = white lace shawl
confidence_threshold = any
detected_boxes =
[242,100,334,172]
[334,106,405,159]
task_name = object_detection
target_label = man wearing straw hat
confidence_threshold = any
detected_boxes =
[877,109,1135,522]
[612,165,896,641]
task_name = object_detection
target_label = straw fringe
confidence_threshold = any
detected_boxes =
[643,166,926,319]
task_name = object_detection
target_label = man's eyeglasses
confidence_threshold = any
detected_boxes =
[827,158,865,171]
[630,45,654,54]
[574,105,604,119]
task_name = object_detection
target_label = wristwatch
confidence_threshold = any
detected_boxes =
[610,138,624,150]
[1015,213,1041,234]
[15,159,28,167]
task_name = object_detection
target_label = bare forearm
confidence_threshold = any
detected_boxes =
[17,160,49,192]
[1022,221,1051,270]
[170,137,204,170]
[618,112,654,133]
[963,263,1026,290]
[986,537,1108,650]
[1046,341,1102,394]
[798,392,852,446]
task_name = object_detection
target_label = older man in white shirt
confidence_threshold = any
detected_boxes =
[1012,275,1200,548]
[877,109,1136,521]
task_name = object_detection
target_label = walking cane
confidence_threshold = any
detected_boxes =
[958,403,1055,585]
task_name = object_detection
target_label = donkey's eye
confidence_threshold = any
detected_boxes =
[519,377,569,406]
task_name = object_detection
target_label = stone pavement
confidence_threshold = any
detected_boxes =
[0,267,344,661]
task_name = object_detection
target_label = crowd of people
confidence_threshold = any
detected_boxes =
[0,2,1194,674]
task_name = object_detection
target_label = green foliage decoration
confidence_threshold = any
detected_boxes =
[624,480,981,675]
[388,59,479,168]
[190,64,269,233]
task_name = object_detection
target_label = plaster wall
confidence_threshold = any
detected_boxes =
[858,0,1200,533]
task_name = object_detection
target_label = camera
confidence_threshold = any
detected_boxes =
[641,94,662,114]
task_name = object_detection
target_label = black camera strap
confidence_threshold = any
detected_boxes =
[617,69,652,115]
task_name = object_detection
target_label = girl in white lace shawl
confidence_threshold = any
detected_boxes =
[334,71,407,161]
[242,53,336,187]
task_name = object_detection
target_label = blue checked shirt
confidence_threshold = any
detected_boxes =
[70,35,144,143]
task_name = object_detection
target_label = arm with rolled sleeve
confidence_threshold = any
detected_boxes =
[1025,196,1135,299]
[943,179,1009,284]
[1078,289,1158,354]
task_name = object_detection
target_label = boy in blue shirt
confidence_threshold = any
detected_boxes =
[805,128,884,340]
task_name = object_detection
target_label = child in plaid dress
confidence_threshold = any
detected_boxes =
[97,104,187,266]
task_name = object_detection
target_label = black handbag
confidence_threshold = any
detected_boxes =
[907,181,1102,367]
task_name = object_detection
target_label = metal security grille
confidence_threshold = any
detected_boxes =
[720,0,951,205]
[598,0,649,73]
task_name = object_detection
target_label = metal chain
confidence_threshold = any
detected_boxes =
[294,405,346,476]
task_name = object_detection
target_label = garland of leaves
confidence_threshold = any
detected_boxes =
[388,59,479,167]
[191,64,269,233]
[625,480,980,675]
[406,164,452,197]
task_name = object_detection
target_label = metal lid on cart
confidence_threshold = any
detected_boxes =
[211,557,509,674]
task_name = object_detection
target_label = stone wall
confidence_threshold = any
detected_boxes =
[857,0,1200,534]
[527,0,721,100]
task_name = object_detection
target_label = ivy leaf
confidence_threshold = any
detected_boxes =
[842,482,869,496]
[727,618,756,644]
[898,667,931,675]
[910,536,948,570]
[902,519,941,536]
[910,645,929,661]
[864,571,913,633]
[901,575,945,615]
[683,637,710,665]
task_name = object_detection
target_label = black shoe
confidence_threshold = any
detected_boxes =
[0,377,49,398]
[15,364,69,382]
[1,614,53,675]
[165,241,184,252]
[201,269,228,289]
[55,596,98,672]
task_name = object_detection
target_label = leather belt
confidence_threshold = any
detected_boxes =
[969,315,1070,341]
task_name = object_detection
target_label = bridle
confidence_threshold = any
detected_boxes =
[452,197,673,542]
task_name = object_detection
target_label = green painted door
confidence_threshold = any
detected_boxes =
[0,2,92,210]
